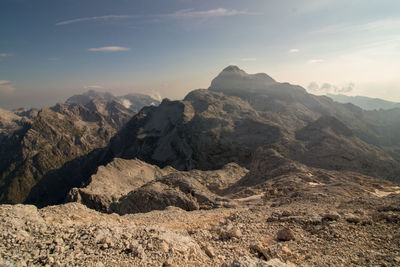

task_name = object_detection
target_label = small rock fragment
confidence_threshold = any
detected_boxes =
[345,214,361,224]
[203,244,216,258]
[322,211,340,221]
[277,228,295,241]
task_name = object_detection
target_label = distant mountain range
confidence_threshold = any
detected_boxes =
[327,93,400,111]
[66,90,160,112]
[1,66,400,208]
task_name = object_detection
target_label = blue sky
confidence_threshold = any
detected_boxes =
[1,0,400,109]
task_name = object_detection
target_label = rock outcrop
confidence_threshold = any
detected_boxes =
[67,158,174,212]
[109,165,244,215]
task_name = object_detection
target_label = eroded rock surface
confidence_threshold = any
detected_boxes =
[67,158,175,212]
[1,164,400,266]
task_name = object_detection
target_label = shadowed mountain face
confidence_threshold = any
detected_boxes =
[210,66,400,160]
[290,116,400,179]
[105,89,400,182]
[0,100,134,204]
[107,89,282,171]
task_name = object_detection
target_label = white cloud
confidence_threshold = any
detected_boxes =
[56,15,134,26]
[308,59,324,64]
[167,8,251,18]
[0,53,12,57]
[88,46,130,52]
[148,90,162,102]
[307,82,320,92]
[83,85,104,89]
[241,58,257,61]
[288,48,299,53]
[0,80,15,96]
[337,82,354,93]
[307,81,355,94]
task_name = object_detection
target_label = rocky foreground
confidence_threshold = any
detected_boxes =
[1,163,399,266]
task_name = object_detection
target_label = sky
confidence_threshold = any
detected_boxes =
[1,0,400,109]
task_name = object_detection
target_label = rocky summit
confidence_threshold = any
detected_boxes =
[1,66,400,266]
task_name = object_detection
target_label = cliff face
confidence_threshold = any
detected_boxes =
[107,89,282,171]
[0,100,134,204]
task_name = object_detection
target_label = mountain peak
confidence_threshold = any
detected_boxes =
[209,66,276,91]
[222,65,242,72]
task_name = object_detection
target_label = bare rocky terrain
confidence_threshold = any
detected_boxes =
[1,155,399,266]
[1,66,400,266]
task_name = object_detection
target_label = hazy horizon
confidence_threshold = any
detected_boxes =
[1,0,400,109]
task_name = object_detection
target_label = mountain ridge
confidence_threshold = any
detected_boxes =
[1,65,400,208]
[66,90,161,112]
[327,93,400,111]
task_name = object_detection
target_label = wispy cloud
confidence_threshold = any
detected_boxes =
[308,59,324,64]
[88,46,130,52]
[312,18,400,35]
[288,48,299,53]
[0,53,12,57]
[241,58,257,62]
[0,80,15,96]
[56,8,254,26]
[167,8,251,18]
[56,15,134,26]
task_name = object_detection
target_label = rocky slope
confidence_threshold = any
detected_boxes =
[0,100,134,204]
[109,162,247,215]
[67,158,175,212]
[105,88,400,181]
[210,66,400,160]
[106,89,282,171]
[1,153,399,266]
